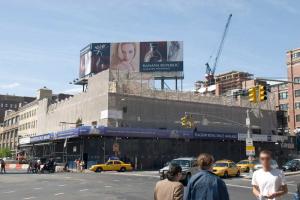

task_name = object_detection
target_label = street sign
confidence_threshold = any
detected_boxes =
[246,118,250,126]
[246,138,253,146]
[246,145,255,156]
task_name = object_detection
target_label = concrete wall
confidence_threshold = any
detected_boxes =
[38,70,110,134]
[108,93,277,135]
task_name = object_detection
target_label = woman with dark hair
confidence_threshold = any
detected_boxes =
[154,163,184,200]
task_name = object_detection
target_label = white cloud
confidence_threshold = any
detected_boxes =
[0,82,20,89]
[62,87,82,94]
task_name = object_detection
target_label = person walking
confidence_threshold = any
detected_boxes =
[185,153,229,200]
[154,163,184,200]
[80,160,85,173]
[0,159,6,174]
[252,150,288,200]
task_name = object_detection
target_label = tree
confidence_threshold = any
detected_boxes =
[0,148,12,158]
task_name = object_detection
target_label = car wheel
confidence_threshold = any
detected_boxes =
[223,171,229,179]
[95,167,102,173]
[236,170,240,177]
[120,167,126,172]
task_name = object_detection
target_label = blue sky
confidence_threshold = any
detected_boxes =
[0,0,299,96]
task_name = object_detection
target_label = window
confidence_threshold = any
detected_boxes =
[296,115,300,122]
[295,77,300,83]
[279,92,288,99]
[295,90,300,97]
[114,161,121,165]
[296,102,300,109]
[293,52,300,59]
[280,104,288,110]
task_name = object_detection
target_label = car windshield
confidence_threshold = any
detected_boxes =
[285,160,298,166]
[237,161,248,164]
[213,163,228,167]
[171,160,191,167]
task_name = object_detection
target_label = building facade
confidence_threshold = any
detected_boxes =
[16,70,292,169]
[287,48,300,134]
[0,110,19,151]
[33,70,278,136]
[215,71,253,96]
[0,95,35,123]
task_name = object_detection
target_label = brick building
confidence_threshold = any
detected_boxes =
[287,48,300,134]
[0,95,35,123]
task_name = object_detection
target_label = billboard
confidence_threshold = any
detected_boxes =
[79,41,183,78]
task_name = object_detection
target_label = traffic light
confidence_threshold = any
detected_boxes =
[181,115,188,127]
[248,87,257,103]
[181,114,194,128]
[187,115,195,128]
[258,85,267,102]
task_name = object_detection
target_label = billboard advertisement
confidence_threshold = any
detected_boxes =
[79,41,183,78]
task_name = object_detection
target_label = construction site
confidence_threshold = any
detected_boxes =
[4,14,295,169]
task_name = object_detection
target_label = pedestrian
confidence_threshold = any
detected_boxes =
[185,153,229,200]
[252,150,288,200]
[80,160,85,172]
[154,163,184,200]
[293,183,300,200]
[75,159,80,172]
[0,159,6,174]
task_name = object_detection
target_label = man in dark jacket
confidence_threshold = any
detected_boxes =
[185,153,229,200]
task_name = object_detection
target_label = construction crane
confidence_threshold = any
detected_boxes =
[205,14,232,86]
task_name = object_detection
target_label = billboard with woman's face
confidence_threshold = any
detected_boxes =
[79,41,183,78]
[110,43,140,72]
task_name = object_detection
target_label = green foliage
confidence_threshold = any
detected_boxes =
[0,148,12,158]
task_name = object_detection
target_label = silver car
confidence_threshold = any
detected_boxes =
[253,159,279,171]
[159,157,199,185]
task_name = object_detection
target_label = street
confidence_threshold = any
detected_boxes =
[0,171,298,200]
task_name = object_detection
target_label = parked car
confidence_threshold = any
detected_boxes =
[236,159,257,173]
[159,157,198,185]
[89,160,133,172]
[282,159,300,172]
[213,160,240,178]
[253,159,278,171]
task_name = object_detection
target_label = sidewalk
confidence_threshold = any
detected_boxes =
[242,171,300,179]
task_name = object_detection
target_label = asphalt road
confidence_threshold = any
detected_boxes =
[0,170,299,200]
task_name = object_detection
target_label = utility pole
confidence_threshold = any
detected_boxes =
[246,109,255,175]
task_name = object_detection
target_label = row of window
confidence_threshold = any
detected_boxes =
[0,131,17,140]
[0,103,18,109]
[3,116,19,127]
[279,102,300,111]
[19,109,37,120]
[0,142,16,150]
[279,92,288,99]
[19,120,37,131]
[292,52,300,59]
[279,89,300,99]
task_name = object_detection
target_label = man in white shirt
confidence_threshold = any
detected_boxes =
[252,150,288,200]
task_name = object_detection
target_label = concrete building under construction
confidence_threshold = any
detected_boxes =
[12,69,293,169]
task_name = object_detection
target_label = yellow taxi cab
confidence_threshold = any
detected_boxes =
[89,160,133,173]
[212,160,240,178]
[236,159,257,173]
